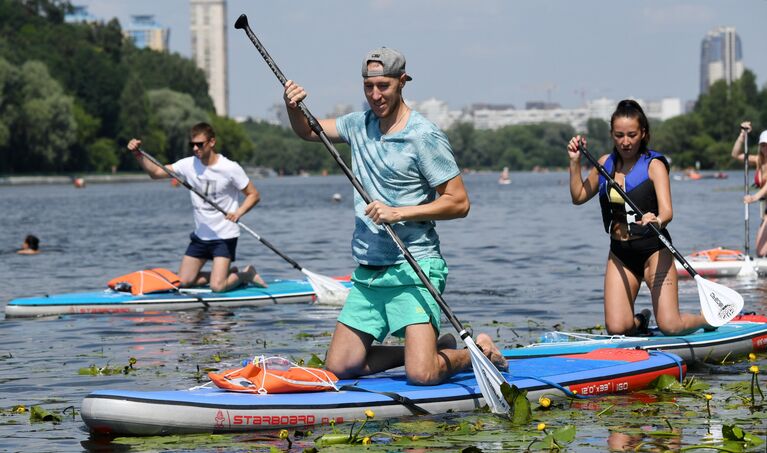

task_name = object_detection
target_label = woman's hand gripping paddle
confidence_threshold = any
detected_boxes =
[577,140,743,327]
[234,13,510,415]
[136,148,350,306]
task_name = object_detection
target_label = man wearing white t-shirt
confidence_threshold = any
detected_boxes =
[127,122,265,292]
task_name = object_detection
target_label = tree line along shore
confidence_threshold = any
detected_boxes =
[1,0,766,178]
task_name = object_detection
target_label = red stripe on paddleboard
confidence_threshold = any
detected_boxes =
[568,364,686,396]
[753,335,767,351]
[560,348,649,362]
[735,314,767,323]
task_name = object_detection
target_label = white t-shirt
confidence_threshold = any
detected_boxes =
[172,155,250,240]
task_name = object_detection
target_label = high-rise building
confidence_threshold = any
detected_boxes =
[64,5,98,23]
[700,26,744,95]
[190,0,228,116]
[124,15,170,52]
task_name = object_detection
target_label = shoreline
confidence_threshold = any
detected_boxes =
[0,174,152,186]
[0,167,278,186]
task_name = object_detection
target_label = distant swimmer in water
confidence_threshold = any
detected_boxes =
[17,234,40,255]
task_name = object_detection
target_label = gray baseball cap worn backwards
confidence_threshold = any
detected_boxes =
[362,47,413,81]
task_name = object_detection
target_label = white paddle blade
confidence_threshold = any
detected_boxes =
[464,336,510,415]
[694,275,744,327]
[301,269,350,306]
[737,256,758,279]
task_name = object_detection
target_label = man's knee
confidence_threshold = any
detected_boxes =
[406,365,441,386]
[209,277,229,293]
[325,356,362,379]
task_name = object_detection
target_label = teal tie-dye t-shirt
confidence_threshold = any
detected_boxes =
[335,109,461,266]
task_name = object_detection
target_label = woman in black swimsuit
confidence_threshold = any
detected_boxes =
[566,100,710,336]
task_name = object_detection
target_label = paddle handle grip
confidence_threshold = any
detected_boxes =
[236,15,468,335]
[577,142,700,278]
[137,148,304,272]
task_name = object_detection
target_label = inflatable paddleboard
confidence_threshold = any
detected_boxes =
[82,349,684,435]
[5,277,352,318]
[674,248,767,278]
[504,314,767,363]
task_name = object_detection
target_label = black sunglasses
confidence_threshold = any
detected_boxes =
[189,140,208,149]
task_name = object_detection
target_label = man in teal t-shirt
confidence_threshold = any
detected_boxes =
[283,47,506,385]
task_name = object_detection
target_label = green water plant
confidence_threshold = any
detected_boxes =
[314,409,378,447]
[748,365,763,407]
[501,383,532,425]
[78,357,137,376]
[29,405,62,424]
[526,422,576,451]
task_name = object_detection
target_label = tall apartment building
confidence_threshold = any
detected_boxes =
[64,5,98,23]
[700,26,744,95]
[190,0,228,116]
[124,15,170,52]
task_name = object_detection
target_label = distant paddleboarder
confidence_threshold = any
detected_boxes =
[498,166,511,185]
[733,121,767,257]
[127,122,267,292]
[567,100,712,336]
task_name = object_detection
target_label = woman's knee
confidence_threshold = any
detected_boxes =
[605,318,635,335]
[655,315,685,336]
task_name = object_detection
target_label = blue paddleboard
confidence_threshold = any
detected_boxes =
[5,278,352,318]
[82,348,684,435]
[503,314,767,363]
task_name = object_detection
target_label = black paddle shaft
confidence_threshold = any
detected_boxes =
[742,126,751,257]
[234,14,470,336]
[136,148,305,271]
[577,141,700,278]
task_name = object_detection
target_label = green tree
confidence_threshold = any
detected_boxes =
[124,47,214,112]
[652,113,704,168]
[86,137,119,172]
[148,88,208,163]
[3,60,76,172]
[208,114,254,162]
[117,72,151,143]
[66,101,100,171]
[695,77,758,144]
[586,118,611,155]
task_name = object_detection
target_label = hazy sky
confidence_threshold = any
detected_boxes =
[76,0,767,120]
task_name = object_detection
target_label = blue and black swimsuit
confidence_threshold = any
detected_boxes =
[598,150,672,277]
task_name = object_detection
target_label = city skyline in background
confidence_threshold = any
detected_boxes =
[70,0,767,123]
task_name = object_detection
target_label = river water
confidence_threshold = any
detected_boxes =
[1,171,765,451]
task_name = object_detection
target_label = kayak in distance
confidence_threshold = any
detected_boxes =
[674,248,767,278]
[4,277,352,318]
[82,348,685,435]
[504,314,767,363]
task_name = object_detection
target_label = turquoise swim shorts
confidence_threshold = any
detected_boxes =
[338,258,447,342]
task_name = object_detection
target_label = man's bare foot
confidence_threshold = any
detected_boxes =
[437,333,457,350]
[476,333,508,371]
[243,265,268,288]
